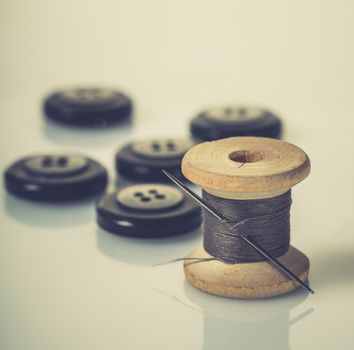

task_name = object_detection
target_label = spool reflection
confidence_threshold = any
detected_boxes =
[183,281,313,350]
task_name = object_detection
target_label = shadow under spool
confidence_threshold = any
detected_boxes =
[181,136,311,299]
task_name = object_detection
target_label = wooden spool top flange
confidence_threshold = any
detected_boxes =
[182,137,310,198]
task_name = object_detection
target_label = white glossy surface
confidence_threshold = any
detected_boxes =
[1,1,354,349]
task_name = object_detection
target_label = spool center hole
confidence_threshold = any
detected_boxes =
[229,150,264,163]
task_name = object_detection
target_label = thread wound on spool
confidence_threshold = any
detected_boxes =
[203,190,292,263]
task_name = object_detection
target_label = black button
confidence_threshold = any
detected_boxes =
[96,184,201,238]
[190,105,282,141]
[4,153,108,201]
[115,138,194,182]
[44,86,132,126]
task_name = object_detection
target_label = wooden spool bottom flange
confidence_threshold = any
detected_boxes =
[184,245,309,299]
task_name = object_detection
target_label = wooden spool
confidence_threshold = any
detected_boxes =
[182,137,311,298]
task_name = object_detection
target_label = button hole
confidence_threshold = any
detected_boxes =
[57,157,68,167]
[239,108,247,115]
[42,157,52,167]
[167,142,175,150]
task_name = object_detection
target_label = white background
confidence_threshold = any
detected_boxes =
[1,1,354,349]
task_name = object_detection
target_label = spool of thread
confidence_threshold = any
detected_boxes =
[181,136,311,298]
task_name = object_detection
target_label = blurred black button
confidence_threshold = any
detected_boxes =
[115,138,194,182]
[4,153,108,201]
[190,105,282,141]
[96,183,201,237]
[44,86,132,126]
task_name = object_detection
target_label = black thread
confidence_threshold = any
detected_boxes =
[203,190,292,263]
